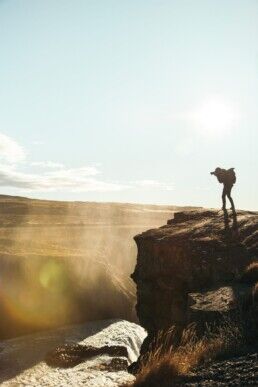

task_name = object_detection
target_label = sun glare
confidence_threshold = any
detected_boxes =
[192,97,239,136]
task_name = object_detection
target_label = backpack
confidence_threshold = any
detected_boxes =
[227,168,236,185]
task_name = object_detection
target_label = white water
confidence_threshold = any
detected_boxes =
[0,319,146,386]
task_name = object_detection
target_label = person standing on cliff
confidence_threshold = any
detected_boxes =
[210,167,236,211]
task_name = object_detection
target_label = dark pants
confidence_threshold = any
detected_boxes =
[222,184,235,210]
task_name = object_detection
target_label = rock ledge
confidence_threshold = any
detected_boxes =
[132,209,258,334]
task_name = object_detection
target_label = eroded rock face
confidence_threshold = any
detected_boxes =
[132,209,258,335]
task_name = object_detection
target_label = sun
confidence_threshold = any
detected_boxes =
[192,97,238,136]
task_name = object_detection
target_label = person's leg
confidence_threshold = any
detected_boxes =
[226,185,235,211]
[222,186,226,209]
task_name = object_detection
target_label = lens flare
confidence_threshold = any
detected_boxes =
[39,260,68,292]
[0,258,74,332]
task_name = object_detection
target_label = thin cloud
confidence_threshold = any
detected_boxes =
[46,166,100,178]
[0,134,173,194]
[0,133,25,163]
[0,165,173,193]
[132,180,174,191]
[30,161,64,168]
[0,164,129,192]
[31,140,45,145]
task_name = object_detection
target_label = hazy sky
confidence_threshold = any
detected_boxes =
[0,0,257,209]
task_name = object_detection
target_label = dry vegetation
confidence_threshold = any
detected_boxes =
[0,195,197,338]
[241,261,258,284]
[125,320,248,387]
[127,259,258,387]
[253,282,258,304]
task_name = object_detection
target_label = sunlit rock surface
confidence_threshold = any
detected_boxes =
[0,319,146,386]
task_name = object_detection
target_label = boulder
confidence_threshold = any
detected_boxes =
[187,284,252,327]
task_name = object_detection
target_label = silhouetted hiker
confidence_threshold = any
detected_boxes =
[210,167,236,211]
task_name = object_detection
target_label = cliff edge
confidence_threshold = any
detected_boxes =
[131,209,258,354]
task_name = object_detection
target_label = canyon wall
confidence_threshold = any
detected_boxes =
[132,209,258,350]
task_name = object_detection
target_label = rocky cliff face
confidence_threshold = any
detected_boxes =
[132,209,258,339]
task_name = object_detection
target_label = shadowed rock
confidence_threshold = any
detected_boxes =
[131,209,258,364]
[187,285,252,326]
[46,343,128,368]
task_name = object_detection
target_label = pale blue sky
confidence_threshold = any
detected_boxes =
[0,0,257,208]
